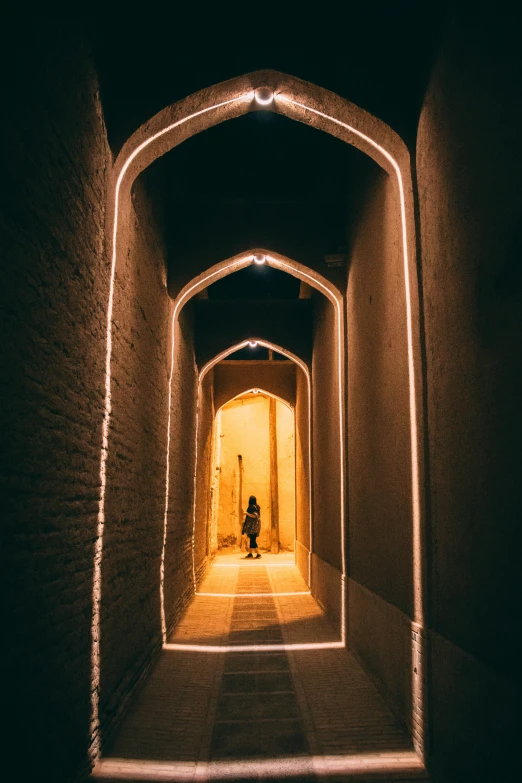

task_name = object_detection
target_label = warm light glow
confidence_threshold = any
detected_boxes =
[164,641,343,653]
[197,337,313,578]
[159,254,254,642]
[248,340,258,347]
[254,86,274,105]
[91,95,253,758]
[214,562,295,568]
[263,254,346,639]
[93,751,425,781]
[96,76,425,762]
[220,388,292,411]
[196,591,310,597]
[276,95,422,625]
[276,94,424,754]
[253,252,266,264]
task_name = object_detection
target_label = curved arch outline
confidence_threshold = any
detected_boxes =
[216,387,294,414]
[159,253,343,649]
[187,337,313,612]
[91,71,425,761]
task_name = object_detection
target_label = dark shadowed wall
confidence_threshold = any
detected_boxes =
[347,165,413,728]
[1,37,110,782]
[417,12,521,781]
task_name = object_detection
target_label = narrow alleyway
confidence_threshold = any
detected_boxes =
[93,556,426,781]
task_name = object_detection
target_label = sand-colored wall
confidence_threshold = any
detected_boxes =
[295,365,311,581]
[347,165,412,616]
[213,361,296,411]
[194,370,215,571]
[216,395,295,551]
[311,293,342,571]
[416,13,521,780]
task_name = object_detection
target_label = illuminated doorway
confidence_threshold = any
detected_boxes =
[211,391,295,554]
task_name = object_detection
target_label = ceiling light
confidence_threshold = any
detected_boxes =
[254,86,274,106]
[253,253,266,265]
[248,341,258,348]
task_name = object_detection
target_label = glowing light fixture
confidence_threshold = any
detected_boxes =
[254,86,274,105]
[248,340,258,348]
[253,253,266,265]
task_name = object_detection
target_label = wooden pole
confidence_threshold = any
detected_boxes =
[238,454,243,548]
[269,397,279,553]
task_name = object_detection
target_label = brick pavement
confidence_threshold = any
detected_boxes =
[93,555,428,782]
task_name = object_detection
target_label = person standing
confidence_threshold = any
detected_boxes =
[242,495,261,559]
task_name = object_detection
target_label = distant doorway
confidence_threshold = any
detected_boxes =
[211,391,295,554]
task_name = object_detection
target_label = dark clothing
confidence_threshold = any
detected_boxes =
[248,534,258,549]
[242,503,261,536]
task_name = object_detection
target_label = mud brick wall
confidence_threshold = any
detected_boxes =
[98,169,170,742]
[1,36,111,782]
[162,301,199,634]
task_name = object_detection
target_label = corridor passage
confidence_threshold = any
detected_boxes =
[94,556,427,782]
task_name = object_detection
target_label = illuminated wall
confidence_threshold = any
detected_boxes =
[216,394,295,551]
[346,164,414,731]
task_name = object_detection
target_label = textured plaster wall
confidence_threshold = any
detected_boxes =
[194,370,215,568]
[217,395,295,550]
[213,361,296,411]
[1,39,110,782]
[346,164,413,728]
[99,172,170,736]
[311,292,342,572]
[417,14,521,781]
[347,166,412,614]
[295,365,310,574]
[163,303,198,630]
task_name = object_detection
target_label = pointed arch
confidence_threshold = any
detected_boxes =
[91,70,426,762]
[216,388,293,414]
[159,255,344,650]
[185,337,313,612]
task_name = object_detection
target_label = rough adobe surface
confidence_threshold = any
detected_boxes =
[194,370,215,566]
[163,303,199,632]
[295,366,311,555]
[347,166,412,616]
[417,13,521,780]
[99,172,170,742]
[311,292,342,572]
[0,39,110,781]
[213,361,296,411]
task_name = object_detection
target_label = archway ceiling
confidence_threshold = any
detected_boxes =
[92,17,446,151]
[90,18,447,302]
[154,112,376,287]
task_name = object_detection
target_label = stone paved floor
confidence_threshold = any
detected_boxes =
[93,554,428,782]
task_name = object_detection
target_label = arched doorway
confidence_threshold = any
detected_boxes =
[211,390,295,555]
[91,71,426,761]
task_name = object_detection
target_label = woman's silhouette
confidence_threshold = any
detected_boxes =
[242,495,261,559]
